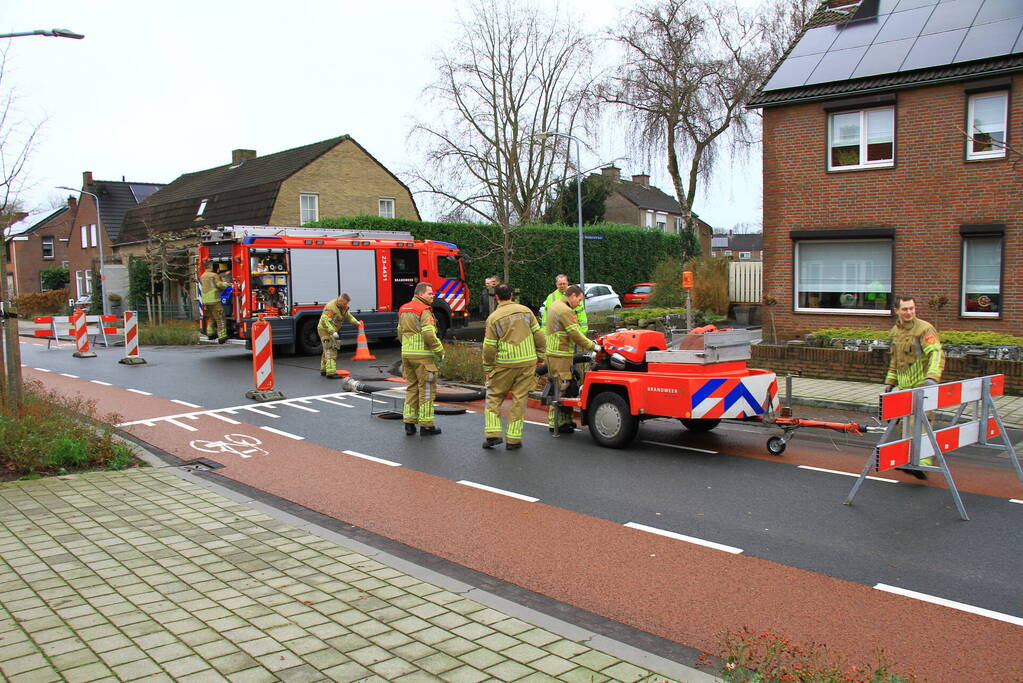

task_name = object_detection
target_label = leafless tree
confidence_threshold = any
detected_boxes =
[600,0,789,261]
[408,0,596,282]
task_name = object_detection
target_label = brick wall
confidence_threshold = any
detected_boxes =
[269,139,419,226]
[750,344,1023,395]
[67,195,115,300]
[762,73,1023,339]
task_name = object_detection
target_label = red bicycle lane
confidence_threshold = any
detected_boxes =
[28,369,1023,681]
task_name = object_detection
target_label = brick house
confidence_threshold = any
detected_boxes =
[749,0,1023,339]
[598,166,713,255]
[4,203,75,295]
[711,231,764,261]
[65,174,165,302]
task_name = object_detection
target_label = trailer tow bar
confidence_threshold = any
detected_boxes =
[757,417,886,455]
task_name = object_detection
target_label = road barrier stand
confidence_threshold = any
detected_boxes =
[71,309,97,358]
[844,374,1023,520]
[119,311,146,365]
[34,311,118,350]
[352,321,376,361]
[245,318,284,402]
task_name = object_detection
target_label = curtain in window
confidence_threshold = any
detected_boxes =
[797,240,891,310]
[963,236,1001,314]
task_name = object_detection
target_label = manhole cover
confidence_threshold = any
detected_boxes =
[180,458,225,472]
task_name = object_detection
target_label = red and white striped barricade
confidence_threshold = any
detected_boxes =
[118,311,146,365]
[245,318,284,402]
[844,374,1023,520]
[34,312,118,350]
[71,309,96,358]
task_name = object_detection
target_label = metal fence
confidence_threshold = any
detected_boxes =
[729,261,762,304]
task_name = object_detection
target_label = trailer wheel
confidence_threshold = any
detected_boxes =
[296,318,322,356]
[589,391,638,449]
[766,436,786,456]
[680,418,720,432]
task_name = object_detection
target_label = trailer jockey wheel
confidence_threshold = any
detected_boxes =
[589,391,638,449]
[766,436,787,456]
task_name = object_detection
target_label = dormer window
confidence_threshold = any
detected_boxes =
[196,199,208,216]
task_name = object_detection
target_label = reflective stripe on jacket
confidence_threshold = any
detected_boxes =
[398,296,443,357]
[885,317,944,388]
[483,301,545,368]
[200,271,226,304]
[545,299,592,357]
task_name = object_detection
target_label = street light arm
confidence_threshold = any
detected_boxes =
[0,29,85,40]
[57,186,106,315]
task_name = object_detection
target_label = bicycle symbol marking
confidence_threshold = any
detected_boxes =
[189,434,268,458]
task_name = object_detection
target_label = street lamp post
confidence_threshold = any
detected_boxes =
[57,187,106,316]
[537,131,585,302]
[0,28,84,411]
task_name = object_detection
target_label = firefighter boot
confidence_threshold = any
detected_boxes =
[420,426,442,436]
[482,437,503,449]
[404,423,417,436]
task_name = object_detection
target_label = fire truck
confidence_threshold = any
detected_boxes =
[197,226,469,354]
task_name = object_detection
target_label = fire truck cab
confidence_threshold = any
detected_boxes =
[198,225,469,354]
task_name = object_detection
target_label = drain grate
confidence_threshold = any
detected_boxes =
[180,458,225,472]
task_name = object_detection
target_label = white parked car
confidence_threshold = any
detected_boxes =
[582,283,622,314]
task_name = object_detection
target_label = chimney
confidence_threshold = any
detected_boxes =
[68,196,78,210]
[601,166,621,181]
[232,149,257,165]
[82,171,93,186]
[631,174,650,188]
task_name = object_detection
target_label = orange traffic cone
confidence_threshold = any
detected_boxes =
[352,321,376,361]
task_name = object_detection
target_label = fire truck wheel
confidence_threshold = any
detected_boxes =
[296,318,322,356]
[766,436,786,456]
[679,418,720,432]
[589,391,638,449]
[434,311,450,340]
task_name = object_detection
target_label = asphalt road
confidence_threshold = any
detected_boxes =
[21,339,1023,620]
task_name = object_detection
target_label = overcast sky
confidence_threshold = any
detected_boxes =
[2,0,762,232]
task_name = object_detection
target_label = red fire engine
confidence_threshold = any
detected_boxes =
[197,226,469,353]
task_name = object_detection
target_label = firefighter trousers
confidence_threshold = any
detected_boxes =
[484,364,535,445]
[319,334,339,374]
[546,356,575,428]
[402,356,438,427]
[205,304,227,340]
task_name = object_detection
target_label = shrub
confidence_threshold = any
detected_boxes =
[0,382,139,479]
[40,266,70,291]
[685,255,730,316]
[139,320,200,345]
[13,288,70,316]
[439,341,486,385]
[650,258,684,308]
[619,307,726,329]
[811,328,1023,347]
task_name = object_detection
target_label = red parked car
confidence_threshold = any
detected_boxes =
[622,282,655,308]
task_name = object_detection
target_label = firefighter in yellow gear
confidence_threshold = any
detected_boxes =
[541,273,588,334]
[200,260,228,342]
[318,293,360,378]
[546,285,595,434]
[482,284,546,450]
[398,283,444,436]
[884,295,944,479]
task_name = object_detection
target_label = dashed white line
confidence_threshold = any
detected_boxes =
[283,402,319,413]
[642,440,718,455]
[260,426,304,440]
[90,380,112,386]
[314,397,354,408]
[33,368,51,373]
[60,373,79,379]
[166,419,198,432]
[171,399,201,408]
[798,464,898,483]
[243,407,279,419]
[457,481,538,502]
[624,522,743,554]
[207,413,241,425]
[874,584,1023,627]
[343,450,401,467]
[127,389,152,396]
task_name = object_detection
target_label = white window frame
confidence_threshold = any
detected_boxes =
[41,236,54,259]
[300,193,319,223]
[378,197,395,219]
[196,198,208,216]
[674,217,683,232]
[827,107,895,171]
[794,238,892,315]
[90,224,98,248]
[739,251,752,260]
[966,92,1008,161]
[961,234,1002,318]
[80,225,88,248]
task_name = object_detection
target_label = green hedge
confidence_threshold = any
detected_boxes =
[307,216,681,309]
[812,327,1023,347]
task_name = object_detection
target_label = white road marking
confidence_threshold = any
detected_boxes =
[260,426,304,440]
[166,419,198,432]
[1011,499,1023,505]
[642,440,718,455]
[346,394,375,402]
[33,368,51,373]
[457,481,538,503]
[525,420,549,427]
[243,407,279,419]
[624,522,743,554]
[283,402,319,413]
[90,380,112,386]
[127,389,152,396]
[314,397,354,408]
[798,464,898,483]
[208,413,241,425]
[874,584,1023,627]
[343,450,401,467]
[60,373,79,379]
[171,399,201,408]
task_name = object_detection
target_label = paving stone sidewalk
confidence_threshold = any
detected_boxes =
[0,469,707,683]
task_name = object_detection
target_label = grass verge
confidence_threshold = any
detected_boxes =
[140,320,200,345]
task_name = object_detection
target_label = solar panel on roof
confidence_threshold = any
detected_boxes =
[922,0,983,34]
[763,53,824,90]
[895,0,938,10]
[975,0,1023,25]
[789,26,839,57]
[901,28,969,70]
[852,37,915,77]
[954,16,1023,62]
[831,17,886,49]
[806,46,868,85]
[877,6,934,41]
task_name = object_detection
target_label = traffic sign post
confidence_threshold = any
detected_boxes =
[844,374,1023,520]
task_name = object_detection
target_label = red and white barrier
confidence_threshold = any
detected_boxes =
[119,311,146,365]
[71,309,96,358]
[35,312,118,350]
[847,374,1023,520]
[246,319,284,401]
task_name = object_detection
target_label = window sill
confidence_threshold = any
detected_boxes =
[826,163,894,172]
[794,308,891,315]
[965,154,1007,163]
[960,313,1000,319]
